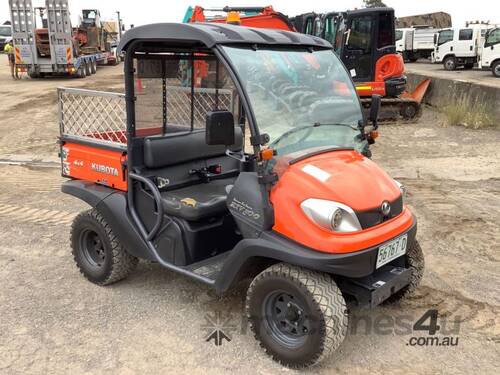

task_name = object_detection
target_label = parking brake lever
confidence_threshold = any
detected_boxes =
[189,164,222,183]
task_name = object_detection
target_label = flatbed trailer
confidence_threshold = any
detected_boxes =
[9,0,117,78]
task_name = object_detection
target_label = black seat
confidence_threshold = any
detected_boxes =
[142,128,243,221]
[160,178,234,221]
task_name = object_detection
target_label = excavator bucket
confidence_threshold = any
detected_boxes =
[401,78,431,104]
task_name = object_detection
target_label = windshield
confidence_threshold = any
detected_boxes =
[223,47,365,158]
[486,28,500,46]
[438,30,453,45]
[0,26,11,37]
[395,30,403,41]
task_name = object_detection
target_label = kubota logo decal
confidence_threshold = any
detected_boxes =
[91,163,118,177]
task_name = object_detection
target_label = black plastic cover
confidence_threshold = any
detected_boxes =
[226,172,274,238]
[143,127,242,169]
[205,111,235,146]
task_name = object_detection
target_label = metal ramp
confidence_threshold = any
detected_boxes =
[8,0,37,66]
[46,0,74,66]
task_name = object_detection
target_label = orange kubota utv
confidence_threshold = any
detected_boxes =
[60,23,424,368]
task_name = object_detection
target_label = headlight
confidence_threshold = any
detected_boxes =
[300,199,362,233]
[393,179,406,201]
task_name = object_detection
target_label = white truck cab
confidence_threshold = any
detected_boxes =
[0,24,12,50]
[479,27,500,77]
[432,25,492,70]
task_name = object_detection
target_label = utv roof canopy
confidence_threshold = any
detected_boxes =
[118,22,332,53]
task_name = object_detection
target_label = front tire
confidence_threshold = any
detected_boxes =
[385,240,424,304]
[443,56,457,71]
[246,263,348,368]
[492,61,500,78]
[71,209,138,285]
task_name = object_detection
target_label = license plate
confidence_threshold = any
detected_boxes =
[376,234,408,269]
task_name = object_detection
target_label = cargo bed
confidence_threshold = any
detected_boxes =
[58,86,235,191]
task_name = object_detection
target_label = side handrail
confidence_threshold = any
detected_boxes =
[127,171,216,285]
[129,172,164,241]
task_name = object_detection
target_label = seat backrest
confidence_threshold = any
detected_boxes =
[143,127,243,169]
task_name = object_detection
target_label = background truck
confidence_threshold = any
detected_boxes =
[8,0,120,78]
[396,26,439,62]
[432,23,494,70]
[0,23,13,50]
[479,27,500,77]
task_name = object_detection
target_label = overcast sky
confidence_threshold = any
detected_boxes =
[1,0,498,29]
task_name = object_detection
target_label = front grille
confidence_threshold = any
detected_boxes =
[356,195,403,229]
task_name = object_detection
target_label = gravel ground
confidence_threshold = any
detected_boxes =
[405,60,500,88]
[0,61,499,374]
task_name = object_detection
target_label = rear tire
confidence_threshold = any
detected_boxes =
[443,56,457,71]
[408,53,418,63]
[90,59,97,74]
[84,60,92,76]
[384,240,424,304]
[77,63,86,78]
[71,209,138,285]
[492,61,500,78]
[246,263,348,368]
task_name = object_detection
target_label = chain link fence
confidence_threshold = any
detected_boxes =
[165,86,235,128]
[59,86,236,149]
[58,88,127,148]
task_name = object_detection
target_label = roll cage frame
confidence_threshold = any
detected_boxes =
[122,39,321,283]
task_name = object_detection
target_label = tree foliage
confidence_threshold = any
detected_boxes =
[363,0,387,8]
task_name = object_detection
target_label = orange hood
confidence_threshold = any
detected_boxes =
[270,149,411,253]
[272,149,400,212]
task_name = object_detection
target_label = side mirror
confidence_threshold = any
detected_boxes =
[206,111,235,146]
[433,34,437,45]
[369,95,381,129]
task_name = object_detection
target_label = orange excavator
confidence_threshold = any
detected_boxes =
[185,5,430,120]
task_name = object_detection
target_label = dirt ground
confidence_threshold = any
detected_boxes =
[0,60,499,374]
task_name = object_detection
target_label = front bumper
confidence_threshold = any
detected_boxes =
[255,216,417,279]
[338,265,412,307]
[216,216,417,293]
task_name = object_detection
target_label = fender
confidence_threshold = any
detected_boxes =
[214,220,417,293]
[62,180,153,260]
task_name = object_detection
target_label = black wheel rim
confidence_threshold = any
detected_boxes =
[263,291,310,348]
[79,229,106,268]
[402,104,417,118]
